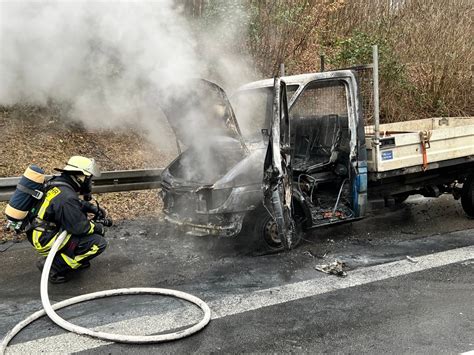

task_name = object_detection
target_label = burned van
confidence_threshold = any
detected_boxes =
[160,71,368,250]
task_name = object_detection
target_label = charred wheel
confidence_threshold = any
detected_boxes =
[261,210,285,249]
[251,205,302,251]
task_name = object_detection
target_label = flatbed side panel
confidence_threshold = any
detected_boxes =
[365,117,474,173]
[367,156,474,184]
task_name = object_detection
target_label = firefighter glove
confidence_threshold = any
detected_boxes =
[93,222,105,236]
[97,206,107,219]
[101,217,113,227]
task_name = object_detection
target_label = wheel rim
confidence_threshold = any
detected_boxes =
[260,214,303,250]
[263,217,282,248]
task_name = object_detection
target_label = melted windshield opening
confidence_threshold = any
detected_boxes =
[232,85,298,142]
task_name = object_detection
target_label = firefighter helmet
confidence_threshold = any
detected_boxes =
[55,156,101,177]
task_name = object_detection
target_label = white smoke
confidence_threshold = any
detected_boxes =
[0,0,257,152]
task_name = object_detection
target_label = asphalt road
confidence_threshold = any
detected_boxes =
[1,194,473,354]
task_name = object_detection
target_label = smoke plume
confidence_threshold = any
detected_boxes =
[0,1,256,153]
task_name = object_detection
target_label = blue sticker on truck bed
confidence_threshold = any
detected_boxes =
[381,150,393,160]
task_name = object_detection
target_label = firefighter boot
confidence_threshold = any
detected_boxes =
[77,260,91,270]
[36,258,73,284]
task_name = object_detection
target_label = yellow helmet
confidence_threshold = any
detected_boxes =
[55,156,101,177]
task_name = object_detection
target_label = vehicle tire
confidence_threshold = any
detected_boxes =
[461,174,474,218]
[246,205,303,252]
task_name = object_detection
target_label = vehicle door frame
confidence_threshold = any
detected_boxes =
[286,72,368,224]
[262,77,296,250]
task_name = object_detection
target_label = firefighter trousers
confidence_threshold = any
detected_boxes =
[50,233,107,274]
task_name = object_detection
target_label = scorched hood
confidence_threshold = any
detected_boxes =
[159,79,248,153]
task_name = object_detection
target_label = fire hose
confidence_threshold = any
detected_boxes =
[0,230,211,354]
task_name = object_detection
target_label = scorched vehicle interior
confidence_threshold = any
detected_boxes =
[160,73,474,251]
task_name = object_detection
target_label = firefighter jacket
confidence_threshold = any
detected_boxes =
[26,175,103,256]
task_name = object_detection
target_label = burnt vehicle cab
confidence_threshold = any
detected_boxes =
[160,72,368,249]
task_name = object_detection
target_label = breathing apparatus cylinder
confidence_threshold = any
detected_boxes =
[4,165,45,231]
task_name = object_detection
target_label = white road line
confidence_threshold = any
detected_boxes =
[7,245,474,354]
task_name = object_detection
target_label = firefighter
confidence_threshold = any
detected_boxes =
[28,156,110,283]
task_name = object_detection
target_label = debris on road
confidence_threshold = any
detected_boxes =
[304,250,329,259]
[303,250,319,258]
[315,260,347,277]
[406,256,419,263]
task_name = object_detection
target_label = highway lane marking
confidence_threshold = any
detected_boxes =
[7,245,474,354]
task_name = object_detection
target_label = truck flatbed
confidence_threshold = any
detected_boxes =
[365,117,474,180]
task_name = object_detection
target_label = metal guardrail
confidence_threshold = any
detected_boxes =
[0,169,163,202]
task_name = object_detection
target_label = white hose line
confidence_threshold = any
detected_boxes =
[1,231,211,354]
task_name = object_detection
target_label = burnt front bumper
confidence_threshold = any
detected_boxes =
[163,213,246,237]
[161,182,256,237]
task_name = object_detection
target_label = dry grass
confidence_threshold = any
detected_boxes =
[245,0,344,76]
[0,105,175,176]
[326,0,473,121]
